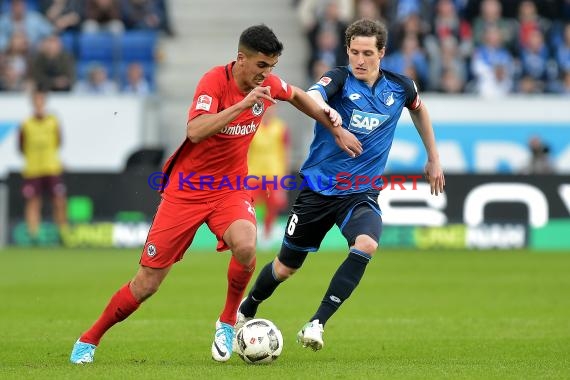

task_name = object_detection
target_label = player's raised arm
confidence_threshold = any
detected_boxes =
[287,85,362,157]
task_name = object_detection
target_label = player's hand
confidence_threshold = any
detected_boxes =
[332,128,363,158]
[323,105,342,128]
[424,160,445,196]
[243,86,276,108]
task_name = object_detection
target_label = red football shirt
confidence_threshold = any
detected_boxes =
[161,62,293,202]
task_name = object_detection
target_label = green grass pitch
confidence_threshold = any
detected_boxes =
[0,247,569,379]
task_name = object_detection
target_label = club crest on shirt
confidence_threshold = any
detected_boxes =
[382,92,395,106]
[252,102,264,116]
[146,243,157,257]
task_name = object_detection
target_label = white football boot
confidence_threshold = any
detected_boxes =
[296,319,324,351]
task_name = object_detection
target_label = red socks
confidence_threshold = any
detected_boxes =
[80,282,141,345]
[80,257,255,344]
[219,255,256,325]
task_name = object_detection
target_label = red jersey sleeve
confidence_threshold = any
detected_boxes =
[267,74,293,101]
[187,68,224,122]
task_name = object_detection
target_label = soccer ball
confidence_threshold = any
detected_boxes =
[235,318,283,364]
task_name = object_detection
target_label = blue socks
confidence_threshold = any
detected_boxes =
[240,261,281,318]
[311,248,372,326]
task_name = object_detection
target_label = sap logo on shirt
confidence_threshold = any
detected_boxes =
[348,110,389,134]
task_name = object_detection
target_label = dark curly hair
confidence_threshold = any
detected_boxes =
[345,19,388,51]
[239,24,284,56]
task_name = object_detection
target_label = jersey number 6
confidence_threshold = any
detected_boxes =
[286,214,299,236]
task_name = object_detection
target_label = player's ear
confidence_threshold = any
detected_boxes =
[378,47,386,59]
[237,51,246,64]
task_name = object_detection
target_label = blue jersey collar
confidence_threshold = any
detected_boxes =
[347,65,385,94]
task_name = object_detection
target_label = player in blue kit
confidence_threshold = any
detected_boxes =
[236,19,445,351]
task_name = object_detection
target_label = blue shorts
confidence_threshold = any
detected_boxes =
[281,188,382,252]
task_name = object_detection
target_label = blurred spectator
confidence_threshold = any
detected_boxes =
[74,62,118,94]
[0,31,31,91]
[556,69,570,94]
[383,33,429,89]
[387,11,430,53]
[305,1,348,79]
[355,0,384,22]
[121,62,150,94]
[432,0,466,41]
[564,0,570,20]
[515,0,550,52]
[516,29,557,93]
[156,0,175,36]
[429,0,472,55]
[439,66,465,93]
[297,0,353,32]
[83,0,125,35]
[0,0,53,51]
[524,136,554,174]
[40,0,83,33]
[556,23,570,73]
[429,35,467,92]
[29,34,75,92]
[308,26,346,82]
[395,0,433,21]
[471,25,514,96]
[120,0,164,31]
[19,87,68,243]
[311,58,332,83]
[471,0,515,51]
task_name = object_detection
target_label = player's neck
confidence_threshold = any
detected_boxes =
[231,64,253,94]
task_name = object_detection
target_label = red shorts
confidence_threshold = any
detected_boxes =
[140,191,256,268]
[22,175,66,199]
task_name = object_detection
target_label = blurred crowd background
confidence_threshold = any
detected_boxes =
[2,0,569,96]
[297,0,570,95]
[0,0,173,94]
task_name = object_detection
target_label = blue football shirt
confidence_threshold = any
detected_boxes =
[301,66,421,195]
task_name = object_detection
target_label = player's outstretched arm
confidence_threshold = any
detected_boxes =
[187,86,276,143]
[409,104,445,195]
[288,86,362,157]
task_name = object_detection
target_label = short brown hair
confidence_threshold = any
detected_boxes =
[345,19,388,51]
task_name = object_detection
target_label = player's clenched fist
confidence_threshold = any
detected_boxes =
[243,86,276,108]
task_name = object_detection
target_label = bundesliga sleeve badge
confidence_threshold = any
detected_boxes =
[196,94,213,111]
[317,76,332,86]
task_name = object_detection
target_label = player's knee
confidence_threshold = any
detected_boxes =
[273,258,297,280]
[353,235,378,255]
[232,241,256,265]
[277,244,308,273]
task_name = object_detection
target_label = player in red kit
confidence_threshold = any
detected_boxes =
[70,24,363,364]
